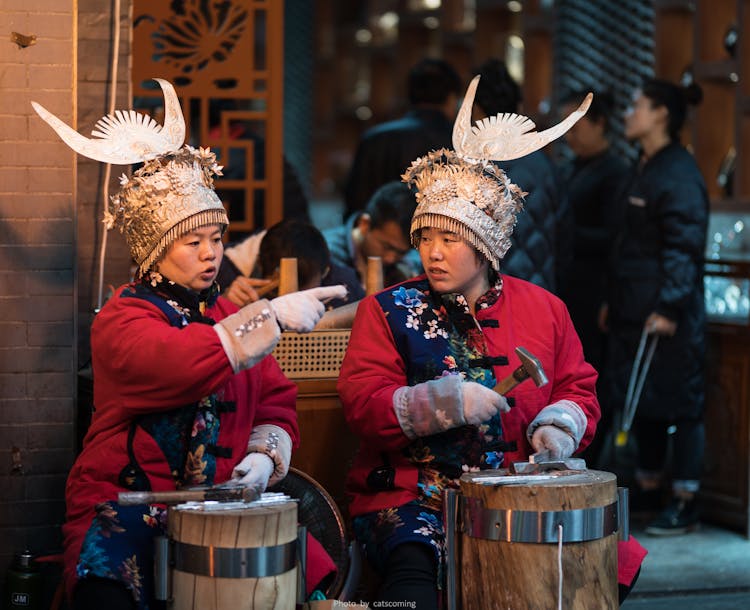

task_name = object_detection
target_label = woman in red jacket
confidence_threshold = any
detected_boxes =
[33,80,344,610]
[337,76,645,608]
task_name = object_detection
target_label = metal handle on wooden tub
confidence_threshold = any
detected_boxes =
[442,488,459,610]
[617,486,630,541]
[153,535,170,602]
[297,524,307,606]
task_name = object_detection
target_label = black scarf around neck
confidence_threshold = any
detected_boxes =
[141,271,219,325]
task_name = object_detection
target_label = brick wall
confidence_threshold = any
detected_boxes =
[0,0,131,593]
[76,0,132,366]
[0,0,77,577]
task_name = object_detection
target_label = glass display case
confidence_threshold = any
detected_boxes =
[705,212,750,325]
[702,213,750,537]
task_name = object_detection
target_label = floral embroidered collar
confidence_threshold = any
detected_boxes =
[475,277,504,309]
[392,277,503,309]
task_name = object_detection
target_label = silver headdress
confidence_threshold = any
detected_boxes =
[31,79,229,275]
[404,75,592,271]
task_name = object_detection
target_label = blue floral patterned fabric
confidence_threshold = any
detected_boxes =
[353,502,445,582]
[355,277,508,579]
[77,502,168,609]
[137,395,222,489]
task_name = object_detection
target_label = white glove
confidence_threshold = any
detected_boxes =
[393,375,509,439]
[530,425,575,459]
[462,381,510,425]
[270,285,348,332]
[246,424,293,489]
[231,452,275,494]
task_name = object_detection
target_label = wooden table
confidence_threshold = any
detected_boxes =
[290,377,360,518]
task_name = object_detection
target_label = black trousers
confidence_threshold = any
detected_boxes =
[72,577,166,610]
[634,416,704,485]
[378,542,439,609]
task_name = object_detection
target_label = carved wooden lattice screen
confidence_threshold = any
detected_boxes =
[131,0,284,240]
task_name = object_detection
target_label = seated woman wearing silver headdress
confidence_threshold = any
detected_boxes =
[337,77,646,607]
[33,80,345,609]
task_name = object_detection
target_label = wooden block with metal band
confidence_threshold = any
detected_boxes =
[163,494,299,609]
[443,466,628,610]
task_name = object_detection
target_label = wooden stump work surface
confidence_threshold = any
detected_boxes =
[168,501,298,610]
[459,470,618,610]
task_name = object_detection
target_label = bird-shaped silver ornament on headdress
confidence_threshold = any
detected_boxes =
[31,78,186,165]
[405,75,592,272]
[452,75,592,162]
[31,78,227,277]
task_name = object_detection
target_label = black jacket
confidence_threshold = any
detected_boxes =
[343,108,454,220]
[497,150,571,294]
[559,149,629,369]
[605,142,708,420]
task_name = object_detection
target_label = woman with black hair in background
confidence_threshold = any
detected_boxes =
[558,89,629,467]
[601,79,708,534]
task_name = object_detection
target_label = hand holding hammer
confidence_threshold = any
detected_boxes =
[494,346,548,395]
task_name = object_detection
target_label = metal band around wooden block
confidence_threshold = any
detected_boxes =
[172,539,297,578]
[460,496,619,543]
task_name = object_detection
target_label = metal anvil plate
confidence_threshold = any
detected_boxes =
[510,457,587,475]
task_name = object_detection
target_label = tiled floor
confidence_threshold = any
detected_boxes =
[623,520,750,608]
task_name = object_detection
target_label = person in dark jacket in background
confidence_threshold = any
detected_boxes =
[325,181,421,291]
[216,219,363,310]
[601,79,708,534]
[558,89,629,467]
[473,58,571,293]
[343,58,462,221]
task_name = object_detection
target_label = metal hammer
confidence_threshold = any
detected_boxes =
[493,346,548,395]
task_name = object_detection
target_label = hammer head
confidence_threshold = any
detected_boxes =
[515,346,548,388]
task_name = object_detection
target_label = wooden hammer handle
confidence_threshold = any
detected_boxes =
[493,366,529,395]
[118,485,259,505]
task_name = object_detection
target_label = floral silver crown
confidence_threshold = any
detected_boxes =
[404,75,591,271]
[31,78,229,275]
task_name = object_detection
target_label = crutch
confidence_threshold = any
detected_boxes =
[615,326,659,447]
